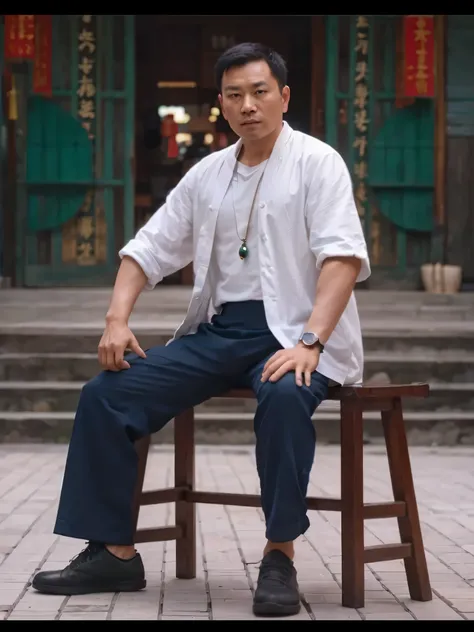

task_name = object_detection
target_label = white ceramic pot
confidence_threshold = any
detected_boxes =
[442,264,462,294]
[420,263,463,293]
[421,263,435,292]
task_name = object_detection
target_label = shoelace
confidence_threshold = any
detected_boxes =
[258,559,293,587]
[68,541,102,569]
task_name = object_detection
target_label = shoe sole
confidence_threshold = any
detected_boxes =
[31,578,146,595]
[253,601,301,617]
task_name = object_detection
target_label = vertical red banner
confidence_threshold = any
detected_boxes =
[4,15,35,60]
[33,15,53,96]
[403,15,435,98]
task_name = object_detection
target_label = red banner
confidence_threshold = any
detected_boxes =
[33,16,52,96]
[4,15,35,60]
[403,15,435,98]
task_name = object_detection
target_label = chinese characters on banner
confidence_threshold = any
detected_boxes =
[4,15,35,60]
[33,15,52,97]
[77,14,96,141]
[403,15,435,98]
[353,16,369,221]
[352,16,381,263]
[76,15,97,265]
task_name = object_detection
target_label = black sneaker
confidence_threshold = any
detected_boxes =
[252,550,301,616]
[31,541,146,595]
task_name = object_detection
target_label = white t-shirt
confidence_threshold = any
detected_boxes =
[209,159,268,308]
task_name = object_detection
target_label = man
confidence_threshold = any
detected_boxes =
[32,42,370,617]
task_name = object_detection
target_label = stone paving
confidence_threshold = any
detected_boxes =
[1,443,474,620]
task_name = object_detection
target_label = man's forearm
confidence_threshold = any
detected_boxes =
[303,256,362,343]
[105,256,148,324]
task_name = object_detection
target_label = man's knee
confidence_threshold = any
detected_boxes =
[257,372,328,417]
[80,370,120,404]
[259,373,319,405]
[259,373,301,402]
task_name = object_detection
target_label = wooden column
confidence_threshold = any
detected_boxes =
[434,15,447,235]
[310,16,326,139]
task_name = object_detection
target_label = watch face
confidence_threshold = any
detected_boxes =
[301,332,317,346]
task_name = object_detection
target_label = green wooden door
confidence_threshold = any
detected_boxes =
[325,15,435,278]
[18,15,135,286]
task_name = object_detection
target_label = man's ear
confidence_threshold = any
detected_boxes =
[282,85,290,114]
[218,93,227,120]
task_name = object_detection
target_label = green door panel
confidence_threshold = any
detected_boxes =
[27,95,93,231]
[368,99,434,233]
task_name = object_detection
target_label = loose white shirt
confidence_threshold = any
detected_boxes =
[119,121,371,385]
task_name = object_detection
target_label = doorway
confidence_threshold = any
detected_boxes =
[133,15,313,285]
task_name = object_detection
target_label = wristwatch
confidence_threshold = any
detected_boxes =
[299,331,324,352]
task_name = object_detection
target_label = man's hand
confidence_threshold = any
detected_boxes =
[98,319,146,371]
[261,344,321,387]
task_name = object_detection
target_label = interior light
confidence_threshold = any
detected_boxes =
[157,81,197,88]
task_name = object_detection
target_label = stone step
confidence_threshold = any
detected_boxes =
[363,330,474,353]
[1,350,474,383]
[1,409,473,446]
[0,380,473,413]
[3,287,474,307]
[2,328,474,354]
[0,331,171,354]
[1,301,474,327]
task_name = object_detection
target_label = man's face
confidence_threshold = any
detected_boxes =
[218,60,290,142]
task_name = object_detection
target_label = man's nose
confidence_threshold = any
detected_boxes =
[241,96,257,113]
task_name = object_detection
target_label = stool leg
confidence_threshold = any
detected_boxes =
[382,398,432,601]
[175,408,196,579]
[132,435,151,537]
[340,399,365,608]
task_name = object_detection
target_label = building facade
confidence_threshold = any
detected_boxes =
[0,15,472,290]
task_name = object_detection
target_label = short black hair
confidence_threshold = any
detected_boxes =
[214,42,288,92]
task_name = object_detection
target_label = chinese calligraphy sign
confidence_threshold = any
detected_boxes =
[33,15,52,96]
[4,15,35,60]
[403,15,435,98]
[77,14,96,140]
[76,15,97,264]
[352,15,370,220]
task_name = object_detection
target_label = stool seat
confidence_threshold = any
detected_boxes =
[132,383,432,609]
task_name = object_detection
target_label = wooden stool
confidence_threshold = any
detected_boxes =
[132,384,432,608]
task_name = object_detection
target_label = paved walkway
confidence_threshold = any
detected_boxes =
[1,444,474,620]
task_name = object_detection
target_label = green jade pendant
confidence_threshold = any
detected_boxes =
[239,241,249,260]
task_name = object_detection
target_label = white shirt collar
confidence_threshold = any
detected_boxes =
[225,120,293,170]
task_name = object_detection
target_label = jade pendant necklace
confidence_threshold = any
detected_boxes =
[233,150,269,260]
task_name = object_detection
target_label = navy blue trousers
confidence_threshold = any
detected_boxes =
[54,301,329,545]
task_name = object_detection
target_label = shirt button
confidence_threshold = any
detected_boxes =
[259,202,265,209]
